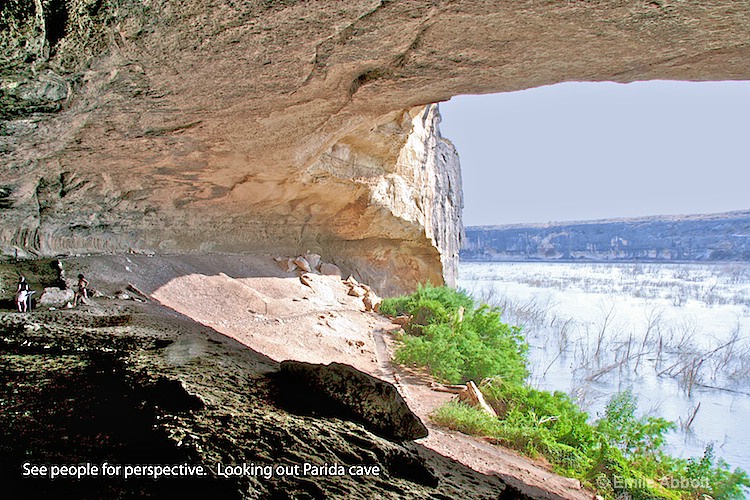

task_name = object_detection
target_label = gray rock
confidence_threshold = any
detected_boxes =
[277,361,428,442]
[304,252,322,270]
[18,71,68,102]
[319,262,342,277]
[38,287,75,306]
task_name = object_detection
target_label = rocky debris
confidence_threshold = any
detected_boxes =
[38,287,75,307]
[303,252,322,270]
[292,256,312,273]
[276,361,428,442]
[343,278,381,312]
[363,290,382,313]
[457,381,498,418]
[274,255,342,278]
[274,257,298,273]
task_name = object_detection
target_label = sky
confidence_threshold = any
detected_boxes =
[438,81,750,227]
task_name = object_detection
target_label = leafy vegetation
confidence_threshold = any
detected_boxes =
[383,285,750,499]
[383,284,527,384]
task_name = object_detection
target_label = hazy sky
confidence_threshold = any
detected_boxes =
[439,81,750,227]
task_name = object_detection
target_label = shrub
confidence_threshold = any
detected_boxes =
[404,298,449,335]
[381,282,473,318]
[482,378,595,451]
[434,386,749,499]
[386,284,527,384]
[595,389,674,459]
[395,324,464,383]
[682,444,750,499]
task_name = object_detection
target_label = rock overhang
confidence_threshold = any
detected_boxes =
[1,0,749,293]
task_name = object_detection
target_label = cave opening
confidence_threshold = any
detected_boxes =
[445,80,750,484]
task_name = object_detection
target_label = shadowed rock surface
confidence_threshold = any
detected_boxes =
[0,305,519,499]
[276,360,429,442]
[3,1,750,293]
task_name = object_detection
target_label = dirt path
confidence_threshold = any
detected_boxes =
[72,255,593,499]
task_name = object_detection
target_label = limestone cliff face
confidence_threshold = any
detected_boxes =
[1,0,749,293]
[0,100,460,295]
[309,104,463,293]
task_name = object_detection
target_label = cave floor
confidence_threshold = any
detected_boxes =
[1,254,592,499]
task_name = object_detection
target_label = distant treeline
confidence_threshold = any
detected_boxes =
[462,210,750,262]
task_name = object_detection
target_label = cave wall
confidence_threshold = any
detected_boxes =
[1,0,749,293]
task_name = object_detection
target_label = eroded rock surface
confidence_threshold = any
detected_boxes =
[2,1,749,292]
[276,360,429,442]
[0,305,513,499]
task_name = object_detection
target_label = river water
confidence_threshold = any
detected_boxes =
[458,261,750,474]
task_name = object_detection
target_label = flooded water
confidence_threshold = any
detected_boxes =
[458,261,750,473]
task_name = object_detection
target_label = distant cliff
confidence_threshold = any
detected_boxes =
[462,211,750,262]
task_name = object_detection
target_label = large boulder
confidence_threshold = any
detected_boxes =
[276,361,428,442]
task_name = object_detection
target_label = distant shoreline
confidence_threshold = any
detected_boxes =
[462,209,750,263]
[459,258,750,264]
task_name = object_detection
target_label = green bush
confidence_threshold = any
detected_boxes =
[385,285,527,384]
[380,282,473,318]
[395,324,464,382]
[404,298,449,335]
[482,378,595,452]
[433,386,749,499]
[682,444,750,499]
[595,389,674,459]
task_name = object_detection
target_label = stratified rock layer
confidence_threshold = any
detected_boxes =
[2,1,749,292]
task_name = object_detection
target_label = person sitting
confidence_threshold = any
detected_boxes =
[15,276,30,313]
[72,274,89,307]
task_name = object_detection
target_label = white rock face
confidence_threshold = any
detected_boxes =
[305,105,462,293]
